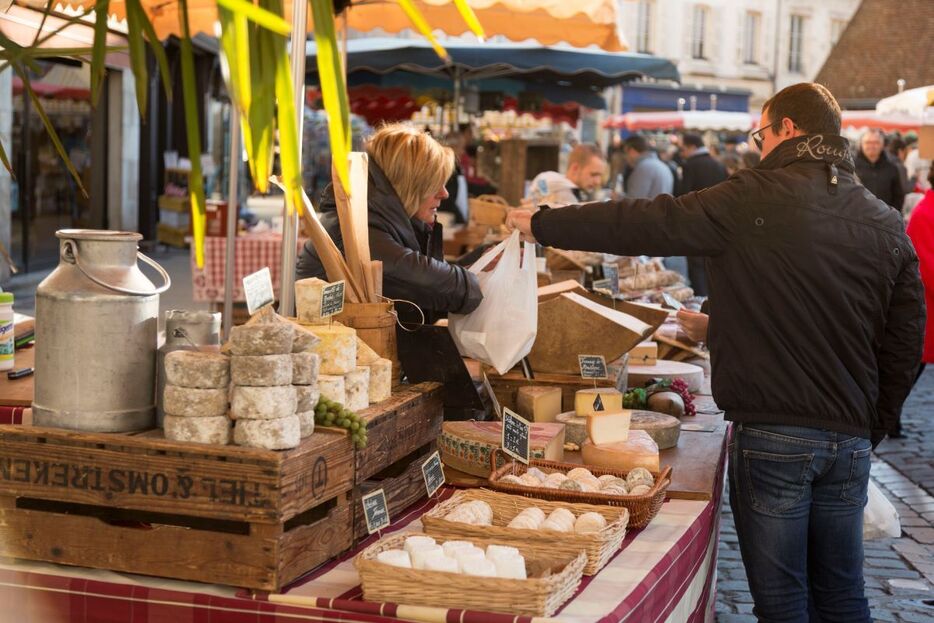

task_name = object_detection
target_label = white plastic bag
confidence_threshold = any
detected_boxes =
[863,479,901,540]
[448,231,538,375]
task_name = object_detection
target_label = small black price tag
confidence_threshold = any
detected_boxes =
[320,281,346,318]
[601,263,620,296]
[593,393,605,412]
[361,488,390,535]
[421,451,445,498]
[578,354,608,380]
[501,408,531,464]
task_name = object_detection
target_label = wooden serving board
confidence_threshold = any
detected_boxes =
[626,360,705,393]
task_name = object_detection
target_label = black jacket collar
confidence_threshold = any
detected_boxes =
[759,134,855,173]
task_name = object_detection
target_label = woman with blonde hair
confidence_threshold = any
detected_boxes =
[297,123,482,324]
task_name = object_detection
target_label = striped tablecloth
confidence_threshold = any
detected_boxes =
[0,480,723,623]
[190,234,307,303]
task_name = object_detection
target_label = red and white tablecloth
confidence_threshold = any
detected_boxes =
[0,485,722,623]
[191,234,307,303]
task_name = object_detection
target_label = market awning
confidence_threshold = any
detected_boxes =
[306,38,680,87]
[841,110,924,132]
[603,111,754,132]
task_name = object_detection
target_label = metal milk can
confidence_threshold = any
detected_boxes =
[33,230,171,432]
[156,309,221,427]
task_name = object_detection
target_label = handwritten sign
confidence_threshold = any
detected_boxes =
[501,408,530,464]
[320,281,346,318]
[601,263,620,296]
[362,488,390,534]
[578,355,608,380]
[421,451,445,498]
[242,268,275,315]
[482,372,502,419]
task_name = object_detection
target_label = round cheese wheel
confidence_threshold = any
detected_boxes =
[556,411,588,446]
[545,472,568,486]
[296,385,321,412]
[318,375,346,405]
[519,473,541,487]
[567,467,595,481]
[626,361,704,394]
[229,323,294,356]
[574,512,607,534]
[164,351,230,389]
[559,479,583,492]
[291,352,320,386]
[581,430,660,473]
[602,485,628,496]
[234,415,301,450]
[629,484,652,496]
[499,474,524,486]
[526,467,548,482]
[627,467,655,486]
[344,367,370,412]
[163,385,228,418]
[231,355,292,386]
[296,410,316,438]
[164,414,231,445]
[630,411,681,449]
[291,324,321,353]
[540,518,571,532]
[230,385,296,420]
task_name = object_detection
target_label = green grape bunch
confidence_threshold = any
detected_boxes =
[313,397,368,449]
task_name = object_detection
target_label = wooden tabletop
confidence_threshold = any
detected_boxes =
[0,345,35,407]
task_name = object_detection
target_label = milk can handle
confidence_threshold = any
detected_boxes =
[62,240,172,296]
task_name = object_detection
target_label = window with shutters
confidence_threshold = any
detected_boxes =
[743,11,761,64]
[830,18,847,45]
[691,4,709,60]
[636,0,654,53]
[788,14,805,73]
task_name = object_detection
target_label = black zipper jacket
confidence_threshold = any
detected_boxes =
[531,134,925,444]
[296,161,482,325]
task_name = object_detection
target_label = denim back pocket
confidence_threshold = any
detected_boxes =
[742,449,814,516]
[841,446,872,506]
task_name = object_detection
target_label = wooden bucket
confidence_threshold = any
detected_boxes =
[336,301,401,386]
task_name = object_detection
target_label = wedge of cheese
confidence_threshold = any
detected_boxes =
[586,409,632,445]
[574,388,623,417]
[629,341,658,366]
[295,277,332,325]
[516,386,562,423]
[309,323,357,375]
[439,421,565,477]
[581,429,659,473]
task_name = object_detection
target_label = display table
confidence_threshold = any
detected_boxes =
[190,234,307,303]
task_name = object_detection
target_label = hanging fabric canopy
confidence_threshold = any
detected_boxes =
[876,86,934,118]
[603,111,755,132]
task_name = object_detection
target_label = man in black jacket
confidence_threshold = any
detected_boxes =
[856,129,906,210]
[677,133,728,295]
[507,83,924,623]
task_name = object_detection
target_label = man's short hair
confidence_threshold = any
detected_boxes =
[682,133,704,149]
[623,135,650,154]
[567,143,604,169]
[861,128,885,144]
[762,83,842,136]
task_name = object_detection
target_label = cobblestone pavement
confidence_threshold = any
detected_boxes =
[716,367,934,622]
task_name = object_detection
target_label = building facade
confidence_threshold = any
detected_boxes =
[618,0,862,108]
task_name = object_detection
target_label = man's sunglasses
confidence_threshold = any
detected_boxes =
[749,120,798,151]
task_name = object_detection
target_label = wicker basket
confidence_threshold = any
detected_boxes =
[355,531,585,617]
[486,449,672,529]
[421,489,628,575]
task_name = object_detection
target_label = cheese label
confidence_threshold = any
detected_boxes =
[362,488,391,534]
[421,450,446,498]
[593,394,604,412]
[320,280,346,318]
[601,263,620,295]
[578,354,608,380]
[502,408,531,464]
[243,267,275,315]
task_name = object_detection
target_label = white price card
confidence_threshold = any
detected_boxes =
[242,267,275,315]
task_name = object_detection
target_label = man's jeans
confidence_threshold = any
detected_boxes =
[728,423,872,623]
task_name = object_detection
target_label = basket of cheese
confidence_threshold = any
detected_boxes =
[355,531,585,617]
[420,489,628,575]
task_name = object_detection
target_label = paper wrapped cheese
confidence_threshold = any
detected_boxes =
[163,385,228,418]
[296,385,321,412]
[234,416,301,450]
[229,323,294,356]
[295,277,332,325]
[453,547,486,570]
[441,540,473,557]
[164,351,229,389]
[317,375,346,405]
[344,367,370,412]
[310,323,357,375]
[492,555,527,580]
[424,556,460,574]
[231,354,292,386]
[230,385,296,420]
[581,429,660,473]
[410,545,446,570]
[403,535,436,555]
[291,352,320,385]
[368,358,392,403]
[376,549,412,569]
[164,415,231,445]
[461,558,497,577]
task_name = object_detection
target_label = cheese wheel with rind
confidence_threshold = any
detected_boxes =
[630,410,681,449]
[230,385,296,420]
[318,375,346,405]
[310,324,357,375]
[368,358,392,403]
[345,367,370,412]
[291,323,321,353]
[231,354,292,386]
[296,385,321,412]
[229,323,294,356]
[295,277,332,325]
[163,385,228,417]
[234,415,301,450]
[291,352,320,385]
[556,411,588,446]
[164,414,231,445]
[296,410,316,437]
[586,410,632,445]
[356,337,382,365]
[574,388,623,416]
[581,429,659,473]
[164,351,230,389]
[516,386,563,422]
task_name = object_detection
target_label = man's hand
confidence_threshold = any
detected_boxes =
[676,309,709,343]
[505,210,538,243]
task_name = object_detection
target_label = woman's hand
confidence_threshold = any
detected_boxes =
[505,210,538,243]
[677,309,709,343]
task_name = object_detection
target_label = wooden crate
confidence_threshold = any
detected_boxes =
[0,426,355,590]
[352,441,436,541]
[484,368,616,413]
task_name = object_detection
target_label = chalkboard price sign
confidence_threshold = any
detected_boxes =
[361,488,390,534]
[320,281,346,318]
[421,451,446,498]
[601,263,620,296]
[578,354,608,380]
[501,408,531,464]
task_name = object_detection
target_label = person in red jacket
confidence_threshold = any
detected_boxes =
[906,167,934,371]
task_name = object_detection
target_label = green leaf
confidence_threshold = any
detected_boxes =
[244,15,277,193]
[271,15,302,216]
[310,0,352,192]
[217,0,291,36]
[90,0,109,106]
[125,1,149,117]
[0,138,15,180]
[131,0,173,103]
[16,65,88,198]
[397,0,450,62]
[452,0,486,40]
[178,0,206,268]
[217,6,251,114]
